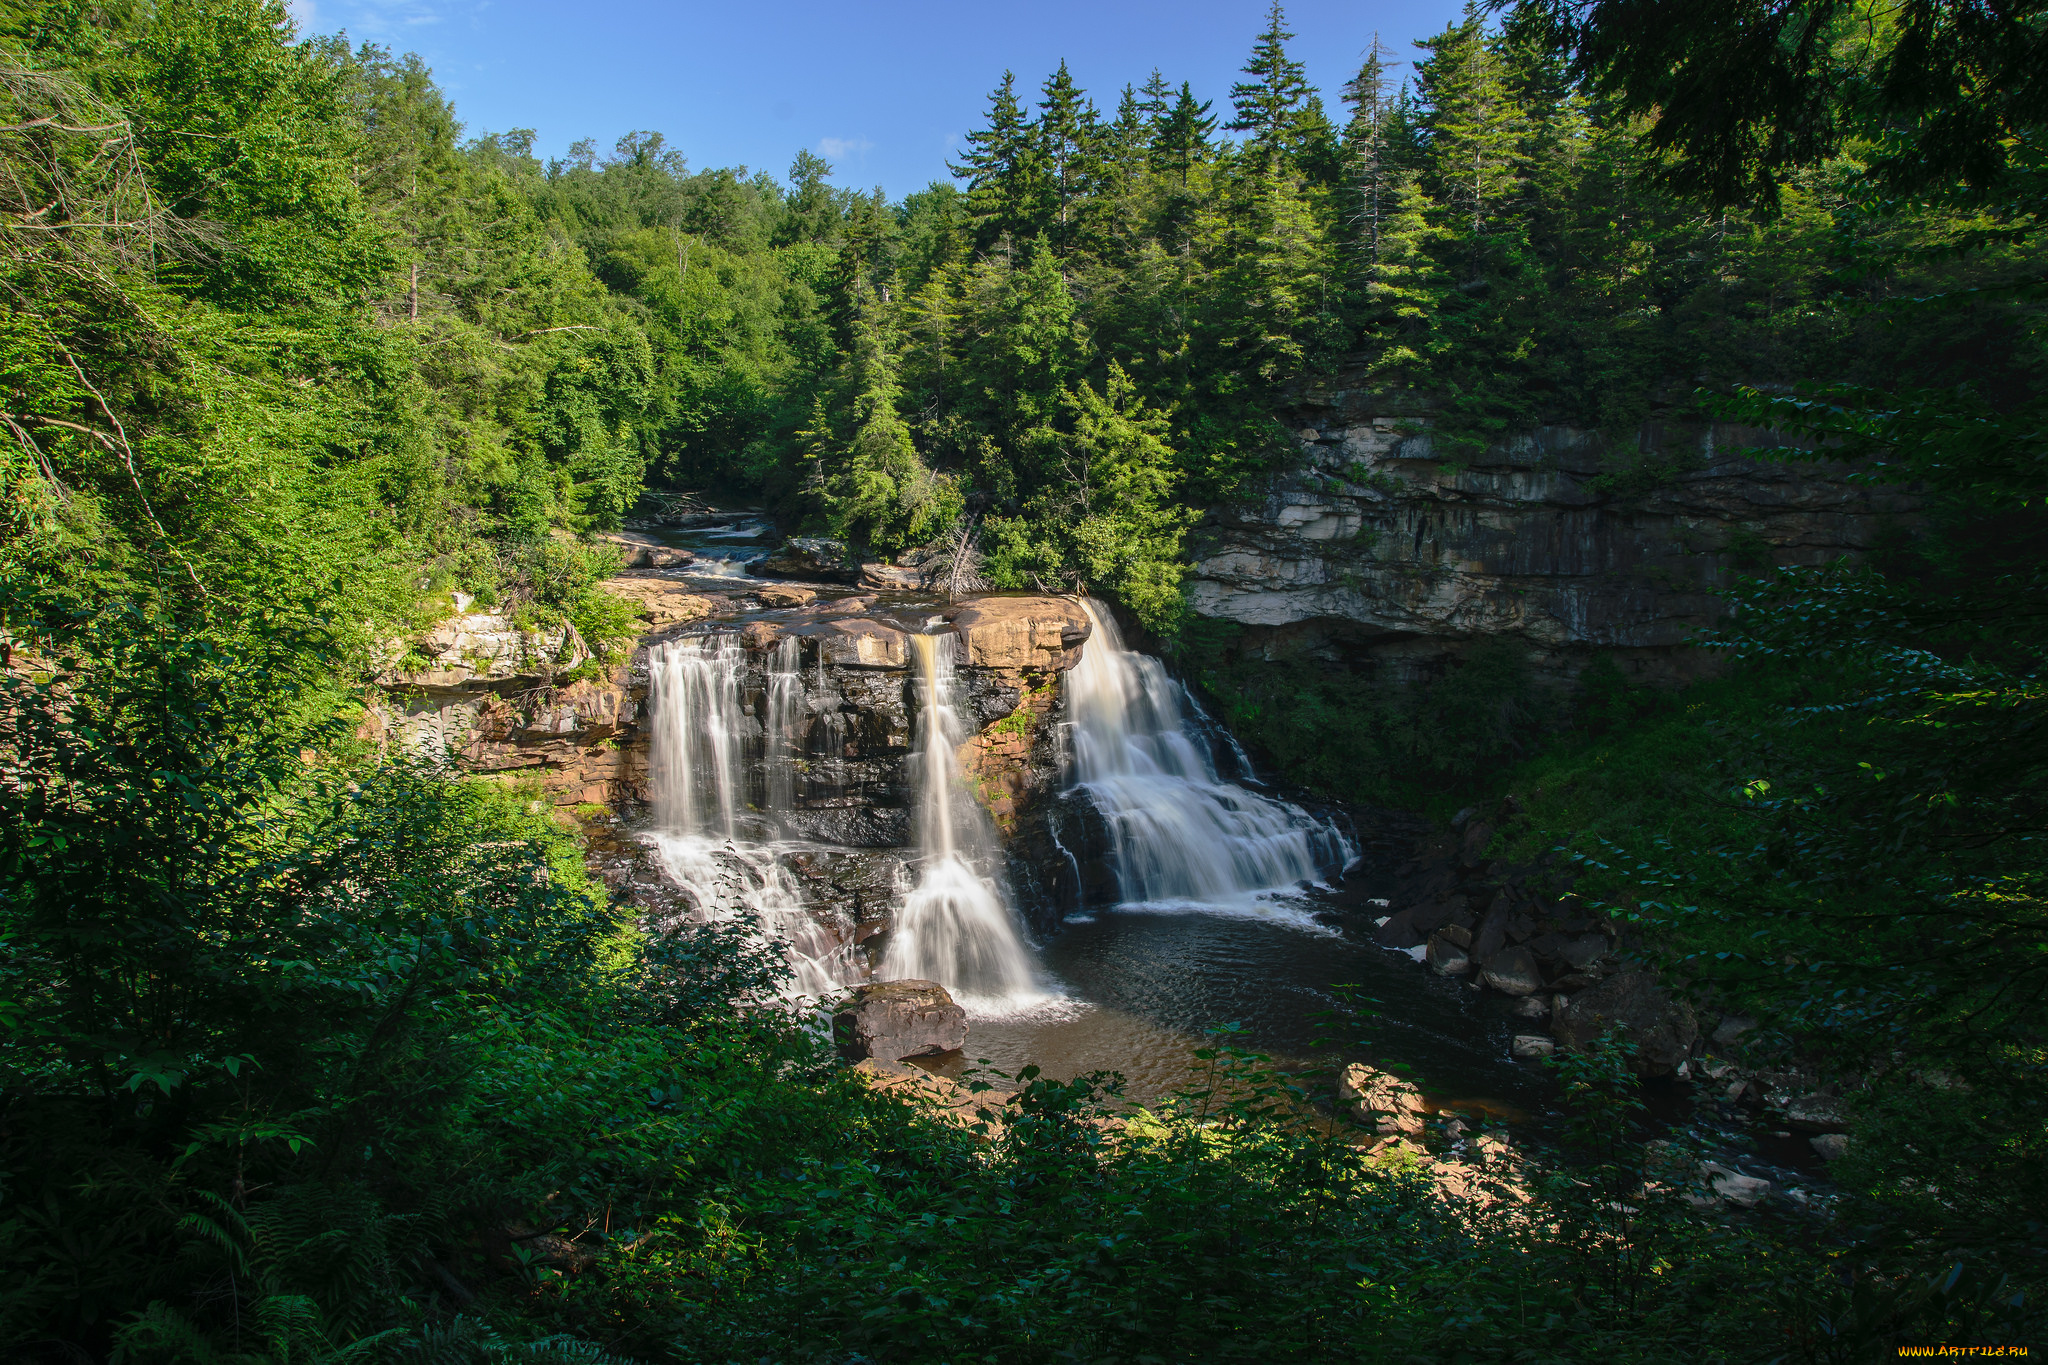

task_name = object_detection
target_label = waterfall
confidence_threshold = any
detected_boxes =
[1064,599,1354,908]
[645,635,853,999]
[764,635,802,831]
[880,632,1043,1013]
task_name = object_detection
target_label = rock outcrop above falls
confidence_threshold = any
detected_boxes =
[1188,394,1919,681]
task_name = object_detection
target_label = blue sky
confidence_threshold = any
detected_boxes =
[289,0,1475,198]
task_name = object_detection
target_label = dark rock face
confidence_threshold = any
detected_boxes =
[1187,387,1918,684]
[1555,971,1700,1075]
[834,980,969,1060]
[754,537,861,584]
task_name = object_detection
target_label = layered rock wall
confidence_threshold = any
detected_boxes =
[1189,387,1919,683]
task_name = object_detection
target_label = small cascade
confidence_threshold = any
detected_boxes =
[645,635,855,999]
[1065,599,1354,907]
[880,632,1043,1012]
[763,635,802,831]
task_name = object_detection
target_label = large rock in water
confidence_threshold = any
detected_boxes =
[833,980,968,1061]
[593,530,693,569]
[754,537,860,584]
[1554,970,1699,1076]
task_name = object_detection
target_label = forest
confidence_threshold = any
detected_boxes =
[2,0,2044,1359]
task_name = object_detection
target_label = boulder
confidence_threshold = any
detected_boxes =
[860,562,922,591]
[1554,970,1700,1076]
[754,537,860,583]
[594,530,693,570]
[948,596,1092,673]
[757,583,818,608]
[849,1056,1017,1131]
[1337,1063,1429,1135]
[1809,1133,1851,1161]
[1373,907,1426,950]
[1471,895,1510,962]
[1511,1035,1556,1060]
[800,618,910,670]
[1426,933,1472,975]
[833,980,968,1061]
[600,577,715,629]
[1480,945,1543,996]
[1778,1092,1850,1134]
[1701,1162,1772,1208]
[1711,1013,1758,1047]
[1510,995,1550,1020]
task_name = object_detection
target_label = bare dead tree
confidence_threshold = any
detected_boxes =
[919,514,989,602]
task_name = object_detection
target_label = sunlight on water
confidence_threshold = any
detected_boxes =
[881,632,1051,1016]
[1065,599,1356,909]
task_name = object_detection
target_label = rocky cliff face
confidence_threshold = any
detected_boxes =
[1188,387,1919,682]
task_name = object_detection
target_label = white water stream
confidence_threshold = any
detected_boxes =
[645,635,853,999]
[879,633,1046,1013]
[1065,599,1355,910]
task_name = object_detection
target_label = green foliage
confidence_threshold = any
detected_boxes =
[1191,633,1544,804]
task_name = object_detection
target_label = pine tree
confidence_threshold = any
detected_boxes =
[1138,68,1173,124]
[822,282,961,552]
[950,71,1041,248]
[1415,10,1522,246]
[1357,167,1444,390]
[1035,61,1103,250]
[1227,3,1315,166]
[1150,81,1216,189]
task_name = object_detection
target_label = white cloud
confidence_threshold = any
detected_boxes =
[817,137,874,161]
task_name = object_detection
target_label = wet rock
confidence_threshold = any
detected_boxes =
[850,1056,1017,1131]
[1510,995,1550,1020]
[757,583,817,608]
[1701,1162,1772,1208]
[1427,933,1472,975]
[1337,1063,1429,1136]
[1511,1035,1555,1060]
[595,530,693,569]
[1810,1133,1851,1161]
[1555,970,1700,1076]
[801,618,910,670]
[1373,907,1426,950]
[1480,945,1542,996]
[756,537,860,583]
[1437,922,1473,949]
[834,980,968,1061]
[1411,896,1467,935]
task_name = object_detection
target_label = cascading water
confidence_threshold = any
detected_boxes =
[879,632,1043,1012]
[1065,599,1355,908]
[645,635,853,998]
[763,636,802,831]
